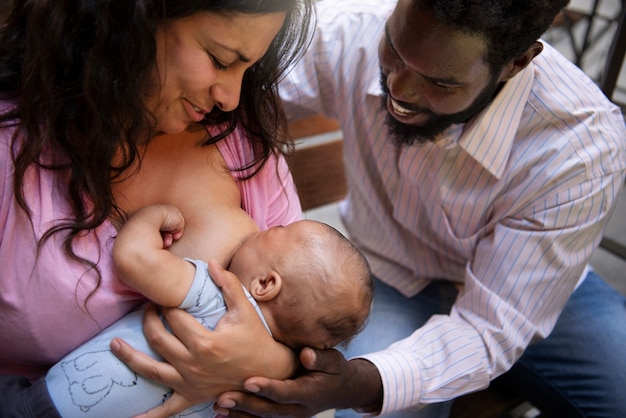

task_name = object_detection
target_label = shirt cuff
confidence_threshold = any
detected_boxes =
[358,348,424,415]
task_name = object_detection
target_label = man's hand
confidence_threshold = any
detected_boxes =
[214,348,383,418]
[110,260,298,418]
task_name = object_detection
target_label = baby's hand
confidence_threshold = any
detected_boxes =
[157,204,185,248]
[161,231,177,248]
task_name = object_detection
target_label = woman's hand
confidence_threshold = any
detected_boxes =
[214,348,384,418]
[110,260,298,418]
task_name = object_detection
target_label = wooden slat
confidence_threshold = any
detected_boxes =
[288,114,340,139]
[600,2,626,101]
[599,235,626,260]
[287,139,347,211]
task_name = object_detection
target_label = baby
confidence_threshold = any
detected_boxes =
[45,204,373,417]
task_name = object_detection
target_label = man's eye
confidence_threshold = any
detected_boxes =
[434,82,459,92]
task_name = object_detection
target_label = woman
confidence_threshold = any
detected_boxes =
[0,0,313,415]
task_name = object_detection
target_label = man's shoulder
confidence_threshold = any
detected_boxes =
[531,42,606,102]
[315,0,395,21]
[526,42,626,176]
[527,42,620,118]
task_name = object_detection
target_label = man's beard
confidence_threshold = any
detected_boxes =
[379,71,502,147]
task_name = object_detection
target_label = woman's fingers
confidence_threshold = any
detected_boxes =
[155,306,215,359]
[111,304,223,405]
[133,392,194,418]
[140,304,196,365]
[112,264,298,411]
[109,335,184,388]
[207,259,252,312]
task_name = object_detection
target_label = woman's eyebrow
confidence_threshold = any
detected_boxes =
[214,41,252,63]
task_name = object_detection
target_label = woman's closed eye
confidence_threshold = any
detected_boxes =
[209,54,230,70]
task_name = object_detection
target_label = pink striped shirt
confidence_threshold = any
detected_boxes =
[280,0,626,412]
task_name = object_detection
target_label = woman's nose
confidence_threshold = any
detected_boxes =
[211,71,244,112]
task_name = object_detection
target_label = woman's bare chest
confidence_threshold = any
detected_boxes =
[113,130,241,217]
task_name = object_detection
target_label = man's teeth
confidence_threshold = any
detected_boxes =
[391,99,415,116]
[192,105,202,113]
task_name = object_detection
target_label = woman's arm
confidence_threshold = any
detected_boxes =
[111,261,298,418]
[113,204,196,307]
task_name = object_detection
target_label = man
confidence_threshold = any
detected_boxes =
[111,0,626,417]
[212,0,626,417]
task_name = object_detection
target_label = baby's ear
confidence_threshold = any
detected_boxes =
[250,271,283,301]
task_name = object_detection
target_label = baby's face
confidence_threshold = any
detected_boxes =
[229,220,324,277]
[230,220,370,351]
[270,299,343,351]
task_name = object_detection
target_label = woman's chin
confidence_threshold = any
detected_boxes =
[155,120,193,136]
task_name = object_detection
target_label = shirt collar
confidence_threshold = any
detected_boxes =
[370,62,535,179]
[438,62,535,179]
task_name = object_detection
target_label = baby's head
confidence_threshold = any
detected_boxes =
[228,220,373,351]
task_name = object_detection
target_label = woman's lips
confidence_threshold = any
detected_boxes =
[183,99,208,122]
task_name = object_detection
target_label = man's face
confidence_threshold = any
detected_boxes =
[378,0,504,146]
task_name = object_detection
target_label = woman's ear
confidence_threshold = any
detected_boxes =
[250,271,283,301]
[499,41,544,82]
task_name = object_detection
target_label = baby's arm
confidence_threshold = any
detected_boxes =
[113,204,196,307]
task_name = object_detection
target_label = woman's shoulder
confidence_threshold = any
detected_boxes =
[213,126,302,229]
[213,126,255,171]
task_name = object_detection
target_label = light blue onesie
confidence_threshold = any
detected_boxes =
[45,259,270,418]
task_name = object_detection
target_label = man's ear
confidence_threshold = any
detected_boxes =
[250,271,283,301]
[499,41,544,82]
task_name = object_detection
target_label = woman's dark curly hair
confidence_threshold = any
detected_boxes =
[0,0,313,300]
[416,0,569,73]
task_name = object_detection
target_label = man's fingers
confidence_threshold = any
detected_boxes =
[241,377,305,404]
[214,348,356,418]
[218,348,346,406]
[300,347,344,374]
[216,387,309,418]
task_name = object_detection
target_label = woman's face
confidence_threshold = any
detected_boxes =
[146,11,286,134]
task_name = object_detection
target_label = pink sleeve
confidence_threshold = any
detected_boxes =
[0,110,143,380]
[247,152,303,229]
[216,129,303,230]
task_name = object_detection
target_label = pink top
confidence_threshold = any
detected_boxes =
[0,101,302,381]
